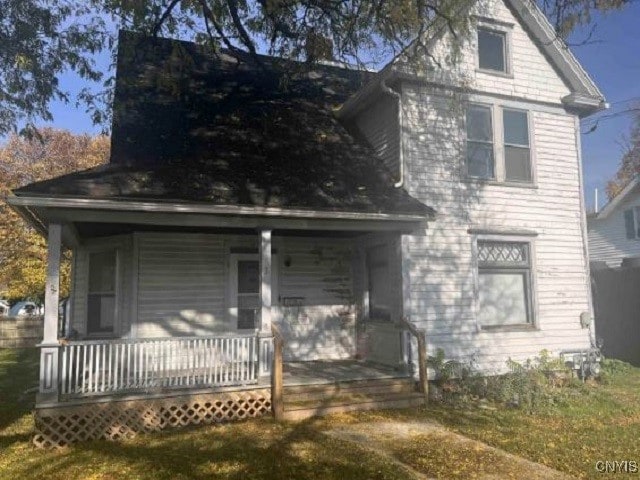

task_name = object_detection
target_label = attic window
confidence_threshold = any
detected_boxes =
[478,28,507,73]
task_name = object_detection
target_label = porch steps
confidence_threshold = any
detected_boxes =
[281,377,425,421]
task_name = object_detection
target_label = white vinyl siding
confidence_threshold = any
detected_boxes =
[588,195,640,267]
[277,237,356,361]
[354,95,400,175]
[394,0,572,105]
[402,85,591,373]
[135,233,227,337]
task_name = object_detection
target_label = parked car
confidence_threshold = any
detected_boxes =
[8,301,39,317]
[0,300,9,316]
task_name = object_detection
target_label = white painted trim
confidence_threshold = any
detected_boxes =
[228,251,279,333]
[7,195,429,223]
[130,233,140,339]
[475,20,513,76]
[260,230,272,334]
[575,116,596,343]
[44,224,62,343]
[82,236,129,338]
[594,176,640,220]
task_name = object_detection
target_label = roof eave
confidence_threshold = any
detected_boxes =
[561,93,608,117]
[8,193,434,224]
[594,175,640,219]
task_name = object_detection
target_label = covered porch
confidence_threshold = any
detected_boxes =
[9,196,428,411]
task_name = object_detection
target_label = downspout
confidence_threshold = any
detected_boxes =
[379,78,404,188]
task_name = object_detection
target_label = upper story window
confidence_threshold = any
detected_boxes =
[623,207,640,239]
[503,109,531,183]
[478,28,507,73]
[465,103,534,185]
[466,104,494,179]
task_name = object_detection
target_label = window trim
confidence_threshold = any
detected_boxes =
[464,102,496,181]
[476,22,513,76]
[472,234,538,332]
[463,100,537,186]
[624,207,640,239]
[84,245,122,339]
[502,107,533,184]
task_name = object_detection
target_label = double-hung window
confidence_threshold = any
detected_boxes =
[477,240,534,328]
[466,104,533,184]
[87,250,118,335]
[503,109,531,182]
[466,104,494,179]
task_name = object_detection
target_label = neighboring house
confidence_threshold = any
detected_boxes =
[8,0,605,446]
[588,176,640,267]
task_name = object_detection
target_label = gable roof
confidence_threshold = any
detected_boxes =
[591,176,640,220]
[340,0,605,119]
[13,32,432,219]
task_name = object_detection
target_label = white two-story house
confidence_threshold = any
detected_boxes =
[9,0,605,447]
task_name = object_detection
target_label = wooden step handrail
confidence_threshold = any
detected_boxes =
[271,324,284,420]
[399,317,428,401]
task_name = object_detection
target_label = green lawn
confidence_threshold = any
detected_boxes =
[1,348,639,479]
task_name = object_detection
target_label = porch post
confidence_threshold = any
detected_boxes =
[38,223,62,403]
[399,234,413,373]
[259,229,272,333]
[258,229,273,379]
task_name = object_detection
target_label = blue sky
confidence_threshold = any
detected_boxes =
[42,4,640,211]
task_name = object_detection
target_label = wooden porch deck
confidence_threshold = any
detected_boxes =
[282,360,410,386]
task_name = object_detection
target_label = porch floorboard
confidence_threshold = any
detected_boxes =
[282,360,409,387]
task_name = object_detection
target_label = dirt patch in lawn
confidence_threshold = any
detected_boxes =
[325,420,573,480]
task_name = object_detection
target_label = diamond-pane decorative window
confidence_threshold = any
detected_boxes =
[478,241,528,266]
[477,240,533,328]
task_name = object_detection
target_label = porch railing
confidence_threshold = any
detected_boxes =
[59,334,265,397]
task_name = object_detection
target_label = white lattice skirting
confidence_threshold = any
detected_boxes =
[33,389,272,448]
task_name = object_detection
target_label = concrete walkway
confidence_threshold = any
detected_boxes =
[324,420,573,480]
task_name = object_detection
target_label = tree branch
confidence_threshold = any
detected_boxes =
[153,0,182,36]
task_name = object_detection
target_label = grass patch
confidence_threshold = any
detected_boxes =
[1,349,639,479]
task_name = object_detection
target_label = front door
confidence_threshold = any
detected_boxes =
[229,254,278,331]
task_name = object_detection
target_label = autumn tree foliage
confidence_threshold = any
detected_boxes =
[0,129,109,302]
[0,0,630,137]
[606,112,640,200]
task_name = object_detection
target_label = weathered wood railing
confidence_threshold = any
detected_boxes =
[399,317,428,400]
[59,334,261,397]
[270,324,284,420]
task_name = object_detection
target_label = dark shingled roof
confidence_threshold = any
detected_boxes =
[15,31,432,217]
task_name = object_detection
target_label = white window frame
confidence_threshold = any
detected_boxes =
[465,102,496,181]
[502,107,533,184]
[476,20,513,77]
[472,234,538,331]
[464,100,536,186]
[623,207,640,239]
[84,244,122,338]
